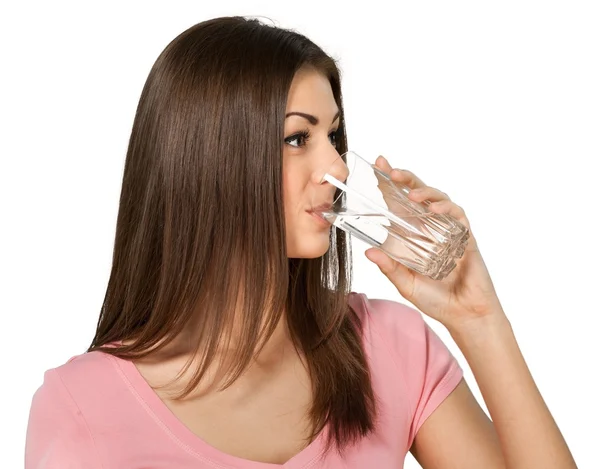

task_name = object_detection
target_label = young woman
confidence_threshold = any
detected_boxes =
[25,16,577,469]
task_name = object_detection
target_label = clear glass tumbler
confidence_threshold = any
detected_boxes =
[312,151,470,280]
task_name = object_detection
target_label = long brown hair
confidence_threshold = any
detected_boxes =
[88,16,376,455]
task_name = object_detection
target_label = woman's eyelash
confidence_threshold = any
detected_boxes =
[286,129,311,146]
[285,128,340,148]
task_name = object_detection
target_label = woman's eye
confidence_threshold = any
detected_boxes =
[285,130,310,148]
[329,130,339,148]
[284,129,339,148]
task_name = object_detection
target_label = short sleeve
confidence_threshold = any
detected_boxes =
[406,312,463,446]
[359,295,464,451]
[25,369,101,469]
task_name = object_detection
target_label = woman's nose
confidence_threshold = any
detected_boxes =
[311,152,349,185]
[329,155,350,183]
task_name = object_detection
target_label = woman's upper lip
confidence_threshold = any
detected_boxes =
[307,202,333,212]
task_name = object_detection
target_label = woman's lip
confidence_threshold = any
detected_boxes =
[308,210,332,227]
[307,203,333,213]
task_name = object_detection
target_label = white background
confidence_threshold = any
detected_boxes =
[1,1,598,467]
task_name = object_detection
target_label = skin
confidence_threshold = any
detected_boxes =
[130,68,578,467]
[282,66,345,259]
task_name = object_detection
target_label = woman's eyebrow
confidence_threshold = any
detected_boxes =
[285,109,341,125]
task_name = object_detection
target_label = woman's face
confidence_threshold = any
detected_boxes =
[283,68,346,259]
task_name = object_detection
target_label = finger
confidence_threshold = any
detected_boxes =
[427,201,478,253]
[389,168,427,190]
[375,155,394,173]
[408,186,450,203]
[374,156,427,188]
[427,199,471,230]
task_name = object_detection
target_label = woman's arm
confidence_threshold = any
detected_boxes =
[410,310,578,469]
[366,157,578,468]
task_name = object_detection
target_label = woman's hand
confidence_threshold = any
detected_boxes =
[364,155,506,331]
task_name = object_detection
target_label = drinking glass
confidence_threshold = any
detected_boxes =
[311,151,470,280]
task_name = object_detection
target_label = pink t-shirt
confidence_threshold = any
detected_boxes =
[25,292,463,468]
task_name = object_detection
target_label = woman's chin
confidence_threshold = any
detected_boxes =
[286,214,333,258]
[287,236,331,259]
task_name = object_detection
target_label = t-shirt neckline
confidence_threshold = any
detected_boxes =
[104,345,329,469]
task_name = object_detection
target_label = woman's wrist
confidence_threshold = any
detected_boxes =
[445,306,512,346]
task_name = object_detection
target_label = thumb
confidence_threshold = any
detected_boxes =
[365,247,414,292]
[364,247,393,270]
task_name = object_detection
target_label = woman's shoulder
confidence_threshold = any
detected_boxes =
[49,348,116,386]
[25,350,117,468]
[30,348,121,416]
[28,349,108,409]
[349,291,432,346]
[348,291,462,382]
